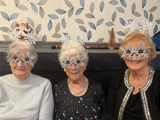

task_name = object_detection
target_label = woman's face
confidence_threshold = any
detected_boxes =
[123,39,150,72]
[64,54,86,81]
[9,49,34,80]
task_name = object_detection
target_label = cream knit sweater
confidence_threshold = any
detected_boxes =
[0,73,53,120]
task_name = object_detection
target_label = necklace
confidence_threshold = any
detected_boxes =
[68,76,86,94]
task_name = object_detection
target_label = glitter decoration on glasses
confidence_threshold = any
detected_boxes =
[121,42,150,60]
[7,49,35,66]
[123,21,135,35]
[60,54,85,69]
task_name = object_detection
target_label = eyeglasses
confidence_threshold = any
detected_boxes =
[7,49,35,66]
[121,42,150,60]
[61,54,85,69]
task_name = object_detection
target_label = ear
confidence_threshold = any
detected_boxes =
[84,66,86,70]
[64,68,66,72]
[148,53,152,61]
[31,62,35,68]
[9,62,12,67]
[31,65,34,68]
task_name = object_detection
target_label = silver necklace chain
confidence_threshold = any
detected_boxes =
[68,76,86,94]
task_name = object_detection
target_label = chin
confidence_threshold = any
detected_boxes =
[130,68,140,71]
[15,71,27,76]
[15,73,26,77]
[129,65,143,71]
[15,71,25,74]
[69,75,80,81]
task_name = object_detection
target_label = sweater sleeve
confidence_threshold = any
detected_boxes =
[38,80,54,120]
[101,75,119,120]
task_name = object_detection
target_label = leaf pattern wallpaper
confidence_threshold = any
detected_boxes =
[0,0,160,43]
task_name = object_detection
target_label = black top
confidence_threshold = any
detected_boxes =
[123,93,145,120]
[53,78,105,120]
[102,70,160,120]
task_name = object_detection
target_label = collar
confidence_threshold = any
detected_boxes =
[11,73,34,85]
[124,66,154,90]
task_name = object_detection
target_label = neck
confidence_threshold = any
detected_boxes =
[129,66,149,81]
[69,75,85,86]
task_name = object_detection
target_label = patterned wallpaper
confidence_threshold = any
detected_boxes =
[0,0,160,43]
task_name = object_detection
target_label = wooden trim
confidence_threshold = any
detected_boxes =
[0,41,120,53]
[0,41,159,54]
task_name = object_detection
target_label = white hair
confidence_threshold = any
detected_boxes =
[58,40,89,67]
[8,40,38,63]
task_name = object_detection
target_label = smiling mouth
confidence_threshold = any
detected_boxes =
[16,69,25,71]
[131,61,139,64]
[71,72,78,74]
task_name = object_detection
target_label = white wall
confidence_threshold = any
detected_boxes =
[0,0,160,43]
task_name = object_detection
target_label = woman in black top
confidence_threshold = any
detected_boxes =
[102,30,160,120]
[53,34,105,120]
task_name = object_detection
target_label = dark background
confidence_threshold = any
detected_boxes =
[1,52,160,97]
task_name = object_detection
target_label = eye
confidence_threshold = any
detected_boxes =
[65,60,70,64]
[138,49,144,54]
[76,59,81,64]
[25,57,30,61]
[12,55,18,60]
[126,49,131,54]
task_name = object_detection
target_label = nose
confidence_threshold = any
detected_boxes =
[131,53,138,61]
[17,60,24,67]
[70,63,77,69]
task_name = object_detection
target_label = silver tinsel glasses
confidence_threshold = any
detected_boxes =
[121,43,150,60]
[7,49,35,66]
[61,54,85,69]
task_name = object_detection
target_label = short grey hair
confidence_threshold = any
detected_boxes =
[8,40,38,63]
[58,40,89,67]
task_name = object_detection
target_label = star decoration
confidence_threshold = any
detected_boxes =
[76,35,85,46]
[7,29,19,41]
[7,49,35,66]
[123,21,135,35]
[121,43,150,60]
[60,33,71,45]
[139,21,152,34]
[60,54,85,69]
[25,32,37,44]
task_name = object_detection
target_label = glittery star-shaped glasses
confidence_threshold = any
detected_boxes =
[60,54,85,69]
[7,49,35,66]
[121,42,150,60]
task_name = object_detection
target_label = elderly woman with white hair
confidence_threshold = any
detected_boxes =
[53,37,105,120]
[0,40,53,120]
